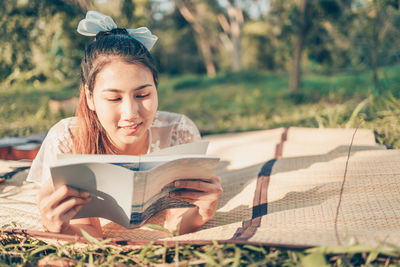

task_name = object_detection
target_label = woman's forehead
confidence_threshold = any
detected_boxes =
[93,60,155,90]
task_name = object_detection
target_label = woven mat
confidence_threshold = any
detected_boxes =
[2,127,399,249]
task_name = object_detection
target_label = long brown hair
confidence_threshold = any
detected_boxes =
[73,28,158,154]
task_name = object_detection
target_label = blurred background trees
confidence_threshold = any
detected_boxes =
[1,0,400,92]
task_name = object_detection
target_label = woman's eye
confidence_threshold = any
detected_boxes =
[136,93,150,99]
[107,97,121,102]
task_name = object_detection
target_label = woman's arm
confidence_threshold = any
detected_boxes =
[37,179,102,238]
[165,175,223,234]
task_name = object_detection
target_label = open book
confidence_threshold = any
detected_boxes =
[50,141,220,228]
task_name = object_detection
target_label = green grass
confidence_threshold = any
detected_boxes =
[1,229,400,266]
[2,66,400,265]
[2,65,400,148]
[0,79,78,137]
[156,66,400,148]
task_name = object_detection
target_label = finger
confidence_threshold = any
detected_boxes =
[61,204,85,223]
[52,196,91,221]
[181,176,220,184]
[50,185,90,209]
[209,175,221,184]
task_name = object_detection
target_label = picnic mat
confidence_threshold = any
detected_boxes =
[1,127,399,249]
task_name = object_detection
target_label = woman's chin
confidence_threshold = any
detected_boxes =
[113,129,148,154]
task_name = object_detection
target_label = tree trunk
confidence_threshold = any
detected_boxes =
[371,46,379,87]
[218,3,243,72]
[290,0,307,94]
[175,0,216,77]
[232,32,241,72]
[197,33,216,77]
[229,5,242,72]
[371,13,380,88]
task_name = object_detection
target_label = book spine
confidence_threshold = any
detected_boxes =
[131,172,146,224]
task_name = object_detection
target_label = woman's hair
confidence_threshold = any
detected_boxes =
[73,28,158,154]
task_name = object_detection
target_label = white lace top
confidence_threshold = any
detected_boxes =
[27,111,201,185]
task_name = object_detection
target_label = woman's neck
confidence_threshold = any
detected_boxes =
[115,130,150,156]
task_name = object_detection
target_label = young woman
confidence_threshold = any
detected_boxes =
[27,11,222,237]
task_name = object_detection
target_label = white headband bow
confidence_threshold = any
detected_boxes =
[77,11,158,51]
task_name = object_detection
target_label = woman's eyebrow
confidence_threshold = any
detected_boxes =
[101,84,153,93]
[134,84,153,90]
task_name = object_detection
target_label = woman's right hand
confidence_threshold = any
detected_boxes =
[37,179,91,233]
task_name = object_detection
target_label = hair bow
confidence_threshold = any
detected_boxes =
[77,11,158,51]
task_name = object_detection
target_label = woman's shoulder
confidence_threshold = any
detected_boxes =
[26,117,77,184]
[151,111,189,127]
[48,117,77,133]
[45,117,77,152]
[151,111,201,147]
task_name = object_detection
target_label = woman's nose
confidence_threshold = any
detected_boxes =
[120,98,139,120]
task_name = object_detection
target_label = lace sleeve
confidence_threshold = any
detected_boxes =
[171,114,201,146]
[26,118,74,185]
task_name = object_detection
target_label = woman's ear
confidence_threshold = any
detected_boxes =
[85,85,95,111]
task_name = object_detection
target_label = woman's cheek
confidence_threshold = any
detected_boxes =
[97,103,120,127]
[142,97,158,116]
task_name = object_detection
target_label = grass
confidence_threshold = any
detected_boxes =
[0,79,78,137]
[2,65,400,148]
[2,66,400,265]
[157,66,400,148]
[1,228,400,266]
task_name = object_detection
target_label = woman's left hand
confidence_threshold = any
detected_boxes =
[169,175,223,228]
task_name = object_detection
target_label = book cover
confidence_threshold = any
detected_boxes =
[50,141,220,228]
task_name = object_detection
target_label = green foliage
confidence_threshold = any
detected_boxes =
[1,0,400,82]
[156,65,400,150]
[1,230,400,266]
[152,8,205,75]
[2,65,400,151]
[0,79,78,137]
[0,0,86,85]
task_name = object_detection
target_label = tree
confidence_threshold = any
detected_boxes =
[289,0,308,93]
[0,0,157,85]
[0,0,85,85]
[268,0,354,93]
[350,0,400,89]
[174,0,217,77]
[151,6,205,74]
[217,0,244,72]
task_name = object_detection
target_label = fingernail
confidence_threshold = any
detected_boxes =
[81,191,90,198]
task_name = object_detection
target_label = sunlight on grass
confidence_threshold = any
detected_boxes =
[1,230,399,266]
[1,67,400,265]
[1,66,400,149]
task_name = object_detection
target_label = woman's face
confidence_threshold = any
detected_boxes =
[86,59,158,155]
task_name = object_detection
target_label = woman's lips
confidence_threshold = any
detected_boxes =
[119,122,143,135]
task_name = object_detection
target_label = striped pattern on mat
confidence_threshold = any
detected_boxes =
[1,127,399,249]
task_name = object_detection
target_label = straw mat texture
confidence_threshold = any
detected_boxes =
[1,127,399,249]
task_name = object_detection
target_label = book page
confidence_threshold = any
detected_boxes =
[51,162,134,228]
[55,154,140,170]
[128,156,219,227]
[50,141,217,228]
[130,196,194,227]
[54,141,209,169]
[147,141,209,156]
[141,156,220,208]
[138,154,218,171]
